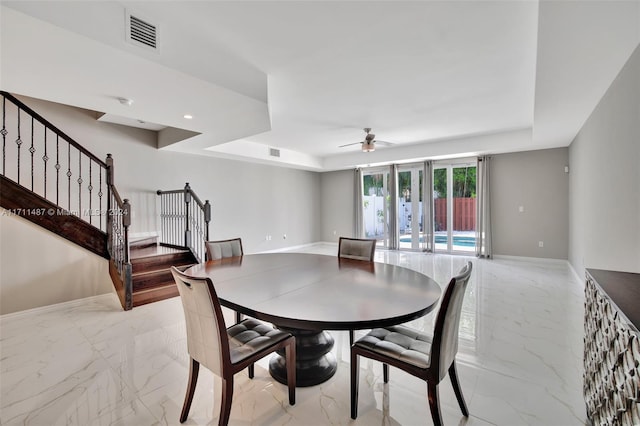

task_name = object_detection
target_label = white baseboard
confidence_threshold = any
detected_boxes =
[493,254,569,265]
[0,292,118,321]
[256,241,337,253]
[568,262,584,284]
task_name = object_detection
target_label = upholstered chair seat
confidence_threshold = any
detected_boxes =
[227,318,291,363]
[351,262,473,426]
[354,326,433,368]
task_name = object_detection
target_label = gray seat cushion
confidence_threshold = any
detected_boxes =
[354,325,433,369]
[227,318,291,365]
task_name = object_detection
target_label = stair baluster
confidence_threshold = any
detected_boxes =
[157,183,210,263]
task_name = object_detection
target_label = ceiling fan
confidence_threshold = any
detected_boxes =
[339,128,394,152]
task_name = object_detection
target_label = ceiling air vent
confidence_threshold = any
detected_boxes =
[269,148,281,158]
[126,11,158,51]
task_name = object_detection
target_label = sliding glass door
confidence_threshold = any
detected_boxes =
[359,160,476,253]
[433,162,477,253]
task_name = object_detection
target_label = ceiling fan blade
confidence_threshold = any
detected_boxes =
[338,141,363,148]
[375,140,395,146]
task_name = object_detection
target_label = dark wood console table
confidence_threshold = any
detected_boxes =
[185,253,441,386]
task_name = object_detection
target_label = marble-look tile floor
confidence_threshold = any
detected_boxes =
[0,244,587,425]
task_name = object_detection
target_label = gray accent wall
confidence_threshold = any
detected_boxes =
[569,44,640,275]
[320,149,571,260]
[491,148,569,259]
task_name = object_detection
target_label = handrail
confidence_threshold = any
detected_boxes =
[157,188,207,209]
[157,182,211,263]
[0,91,106,167]
[1,91,133,310]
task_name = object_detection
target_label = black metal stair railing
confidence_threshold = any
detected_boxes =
[157,183,211,263]
[106,154,132,310]
[0,91,133,310]
[1,91,110,230]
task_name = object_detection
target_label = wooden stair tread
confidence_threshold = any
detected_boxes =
[130,245,190,259]
[132,283,180,307]
[129,235,159,250]
[133,282,176,294]
[132,262,194,277]
[132,264,195,292]
[131,250,196,274]
[130,247,197,306]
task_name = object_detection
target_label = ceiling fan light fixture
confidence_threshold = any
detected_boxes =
[362,141,375,152]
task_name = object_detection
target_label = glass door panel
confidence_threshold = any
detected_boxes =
[433,163,477,253]
[433,167,449,251]
[452,165,476,252]
[398,164,423,251]
[362,169,390,248]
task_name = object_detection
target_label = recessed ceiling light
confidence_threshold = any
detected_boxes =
[183,114,193,119]
[117,97,134,106]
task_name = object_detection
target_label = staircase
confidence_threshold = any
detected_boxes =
[1,91,210,311]
[1,90,135,309]
[129,237,197,307]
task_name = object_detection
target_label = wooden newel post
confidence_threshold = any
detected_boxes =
[184,183,192,248]
[122,198,131,261]
[122,198,131,227]
[204,200,211,241]
[106,154,114,254]
[122,198,132,310]
[106,153,114,186]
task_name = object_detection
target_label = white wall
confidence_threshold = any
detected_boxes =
[0,211,113,314]
[569,44,640,275]
[0,95,322,313]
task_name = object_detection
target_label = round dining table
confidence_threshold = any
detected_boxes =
[185,252,441,386]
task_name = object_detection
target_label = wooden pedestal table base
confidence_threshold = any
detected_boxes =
[269,327,336,387]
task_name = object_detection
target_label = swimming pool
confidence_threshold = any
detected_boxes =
[399,235,476,247]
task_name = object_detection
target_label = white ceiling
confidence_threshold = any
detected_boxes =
[1,1,638,171]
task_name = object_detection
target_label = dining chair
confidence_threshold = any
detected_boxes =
[205,237,243,261]
[205,238,244,324]
[170,266,296,426]
[338,236,377,345]
[350,261,473,426]
[338,236,376,262]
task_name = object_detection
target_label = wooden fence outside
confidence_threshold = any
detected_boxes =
[434,197,476,231]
